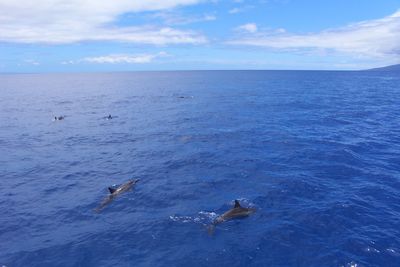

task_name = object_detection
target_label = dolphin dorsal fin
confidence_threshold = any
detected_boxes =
[234,200,241,208]
[108,187,117,194]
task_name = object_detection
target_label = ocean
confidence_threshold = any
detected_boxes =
[1,71,399,267]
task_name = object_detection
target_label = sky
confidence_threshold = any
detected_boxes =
[1,0,400,72]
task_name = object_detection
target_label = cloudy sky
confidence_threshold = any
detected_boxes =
[1,0,400,72]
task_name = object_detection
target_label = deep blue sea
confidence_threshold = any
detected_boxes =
[1,71,400,267]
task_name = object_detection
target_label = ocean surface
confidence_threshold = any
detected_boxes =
[1,70,400,267]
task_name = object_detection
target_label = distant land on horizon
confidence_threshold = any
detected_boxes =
[367,64,400,71]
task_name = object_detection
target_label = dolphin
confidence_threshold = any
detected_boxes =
[207,200,256,235]
[54,116,65,121]
[103,114,118,120]
[95,179,139,212]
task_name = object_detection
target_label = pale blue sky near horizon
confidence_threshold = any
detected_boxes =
[1,0,400,72]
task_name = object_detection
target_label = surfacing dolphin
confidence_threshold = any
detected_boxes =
[95,179,139,212]
[54,116,65,121]
[207,200,256,235]
[103,114,118,120]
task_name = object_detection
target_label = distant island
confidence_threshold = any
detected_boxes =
[367,64,400,71]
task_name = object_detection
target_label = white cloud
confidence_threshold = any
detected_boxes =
[0,0,208,44]
[152,12,216,25]
[80,52,169,64]
[61,60,75,65]
[228,11,400,59]
[228,5,253,14]
[236,23,258,33]
[24,59,40,65]
[229,8,242,14]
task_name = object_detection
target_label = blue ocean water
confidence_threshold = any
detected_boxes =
[1,71,400,267]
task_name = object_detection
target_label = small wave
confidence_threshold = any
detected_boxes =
[386,248,400,256]
[364,246,380,253]
[343,261,361,267]
[169,215,193,223]
[198,211,218,221]
[55,100,73,105]
[170,211,218,224]
[380,77,398,81]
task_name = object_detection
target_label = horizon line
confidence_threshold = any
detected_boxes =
[0,68,374,75]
